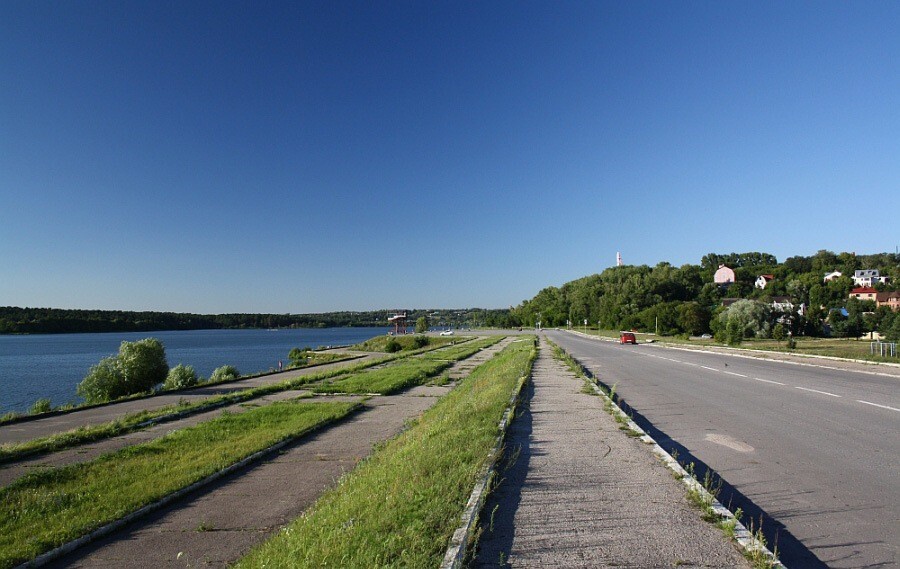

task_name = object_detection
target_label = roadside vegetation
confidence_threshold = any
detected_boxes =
[235,336,536,568]
[0,399,358,568]
[513,250,900,343]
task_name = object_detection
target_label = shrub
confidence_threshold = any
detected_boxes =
[384,339,401,353]
[164,364,199,390]
[76,338,169,404]
[772,323,786,341]
[413,335,429,348]
[210,365,240,382]
[288,347,311,367]
[30,398,53,414]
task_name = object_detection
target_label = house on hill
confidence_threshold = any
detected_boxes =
[852,269,890,287]
[823,271,842,282]
[714,265,735,286]
[849,287,878,301]
[755,274,774,289]
[876,291,900,311]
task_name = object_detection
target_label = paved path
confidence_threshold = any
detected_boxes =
[474,339,750,568]
[43,338,514,568]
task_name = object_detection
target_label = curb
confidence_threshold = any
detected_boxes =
[556,343,785,569]
[440,354,534,568]
[15,404,363,569]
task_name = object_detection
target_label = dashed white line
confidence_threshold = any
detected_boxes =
[795,387,841,398]
[723,371,748,377]
[857,400,900,413]
[700,365,717,371]
[754,378,785,385]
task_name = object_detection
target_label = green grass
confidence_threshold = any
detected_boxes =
[234,337,536,568]
[287,351,357,369]
[0,399,357,569]
[311,336,504,394]
[312,359,452,395]
[351,334,463,352]
[417,335,503,360]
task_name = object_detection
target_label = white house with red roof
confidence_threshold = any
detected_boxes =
[755,274,774,289]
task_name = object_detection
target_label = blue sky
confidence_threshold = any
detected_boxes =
[2,1,898,313]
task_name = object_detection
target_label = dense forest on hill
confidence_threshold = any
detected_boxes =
[509,250,900,340]
[0,307,511,335]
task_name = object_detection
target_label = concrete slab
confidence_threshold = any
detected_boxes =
[473,339,750,568]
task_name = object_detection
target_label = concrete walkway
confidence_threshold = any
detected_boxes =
[474,339,751,568]
[40,338,514,568]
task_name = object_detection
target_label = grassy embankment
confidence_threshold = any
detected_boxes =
[0,338,483,463]
[351,334,463,352]
[235,336,535,568]
[577,328,899,363]
[0,399,358,569]
[313,336,504,395]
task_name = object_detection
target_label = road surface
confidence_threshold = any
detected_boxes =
[547,330,899,569]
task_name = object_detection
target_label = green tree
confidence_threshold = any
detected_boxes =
[117,338,169,393]
[164,364,198,390]
[717,300,772,340]
[210,365,240,382]
[677,302,710,336]
[77,338,169,404]
[288,347,311,367]
[415,316,429,334]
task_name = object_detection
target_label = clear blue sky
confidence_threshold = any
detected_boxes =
[2,1,898,313]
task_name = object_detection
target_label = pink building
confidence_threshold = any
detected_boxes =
[714,265,735,285]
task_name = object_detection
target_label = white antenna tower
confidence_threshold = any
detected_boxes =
[617,252,623,266]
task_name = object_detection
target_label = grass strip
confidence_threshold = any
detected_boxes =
[417,335,503,361]
[234,336,536,568]
[312,359,452,395]
[0,340,468,463]
[351,335,465,352]
[0,399,357,568]
[311,336,504,395]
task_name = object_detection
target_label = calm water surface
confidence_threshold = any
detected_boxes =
[0,328,386,414]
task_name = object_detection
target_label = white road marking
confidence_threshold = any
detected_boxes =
[857,400,900,413]
[795,387,841,398]
[700,365,717,371]
[754,378,785,385]
[723,371,748,378]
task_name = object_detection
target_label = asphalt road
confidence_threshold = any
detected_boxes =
[546,330,899,569]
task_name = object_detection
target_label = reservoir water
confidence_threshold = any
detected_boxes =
[0,327,386,414]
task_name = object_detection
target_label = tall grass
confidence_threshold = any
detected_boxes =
[235,337,536,568]
[0,400,357,568]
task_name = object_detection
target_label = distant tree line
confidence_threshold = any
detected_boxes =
[509,250,900,341]
[0,307,513,335]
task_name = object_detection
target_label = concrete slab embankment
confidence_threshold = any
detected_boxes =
[0,355,376,446]
[473,339,751,568]
[38,338,514,568]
